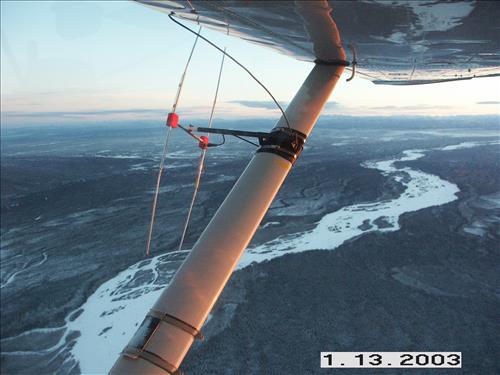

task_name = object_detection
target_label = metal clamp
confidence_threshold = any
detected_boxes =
[346,43,358,82]
[182,125,307,164]
[121,310,203,374]
[149,309,205,341]
[123,346,182,375]
[257,127,307,164]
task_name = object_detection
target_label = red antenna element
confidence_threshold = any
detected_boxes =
[198,136,209,150]
[166,112,179,128]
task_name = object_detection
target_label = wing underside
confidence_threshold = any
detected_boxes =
[137,0,500,85]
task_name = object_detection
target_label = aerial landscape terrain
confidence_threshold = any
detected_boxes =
[1,115,499,374]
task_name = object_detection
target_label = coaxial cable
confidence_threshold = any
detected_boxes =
[169,13,291,129]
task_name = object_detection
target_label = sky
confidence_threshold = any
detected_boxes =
[1,0,499,127]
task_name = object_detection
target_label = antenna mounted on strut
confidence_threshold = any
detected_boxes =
[177,49,227,252]
[145,26,201,256]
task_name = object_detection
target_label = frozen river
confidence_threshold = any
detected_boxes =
[66,141,500,374]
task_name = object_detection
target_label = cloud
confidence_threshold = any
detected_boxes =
[2,99,495,128]
[230,100,343,111]
[323,102,345,110]
[0,108,171,127]
[230,100,448,114]
[229,100,288,110]
[2,108,165,118]
[0,104,276,127]
[370,104,452,111]
[476,101,500,105]
[224,100,464,117]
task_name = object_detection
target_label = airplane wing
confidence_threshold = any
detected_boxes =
[111,2,499,374]
[136,0,500,85]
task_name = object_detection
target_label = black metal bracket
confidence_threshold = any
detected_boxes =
[257,127,306,164]
[186,125,270,143]
[185,125,306,164]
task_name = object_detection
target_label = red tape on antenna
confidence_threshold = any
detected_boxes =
[166,112,179,128]
[198,136,209,150]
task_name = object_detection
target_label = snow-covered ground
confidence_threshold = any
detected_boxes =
[66,251,187,373]
[238,147,461,267]
[5,140,496,374]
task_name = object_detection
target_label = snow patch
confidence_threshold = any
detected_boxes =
[42,139,496,373]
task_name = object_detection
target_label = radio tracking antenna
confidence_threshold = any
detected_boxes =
[146,27,201,256]
[178,49,226,252]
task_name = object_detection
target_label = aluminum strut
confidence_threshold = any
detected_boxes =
[110,62,346,375]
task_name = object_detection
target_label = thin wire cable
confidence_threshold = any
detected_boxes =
[179,123,203,142]
[215,134,226,146]
[146,28,201,256]
[233,134,260,147]
[178,49,226,252]
[168,13,290,129]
